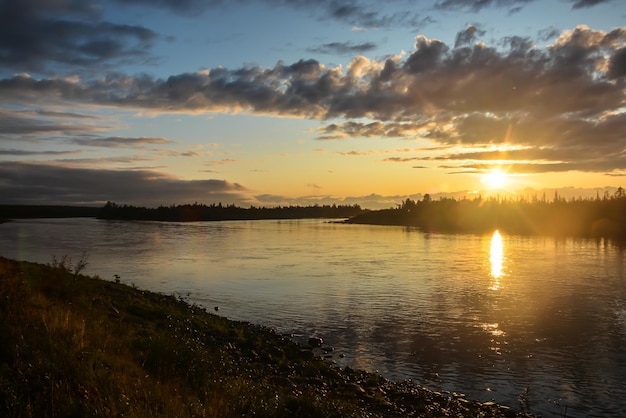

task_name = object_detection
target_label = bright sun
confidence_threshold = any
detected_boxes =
[482,169,509,190]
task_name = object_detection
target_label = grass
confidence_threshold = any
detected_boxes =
[0,256,535,417]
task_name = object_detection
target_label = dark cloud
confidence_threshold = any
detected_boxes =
[307,41,377,55]
[567,0,613,9]
[113,0,222,15]
[323,2,420,28]
[32,110,99,120]
[404,35,449,73]
[507,5,523,14]
[434,0,533,13]
[317,121,431,139]
[0,0,156,73]
[538,26,561,42]
[0,161,251,206]
[0,109,101,136]
[608,46,626,79]
[0,149,83,156]
[54,155,155,166]
[454,25,486,48]
[69,136,174,148]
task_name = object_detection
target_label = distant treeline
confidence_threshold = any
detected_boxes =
[0,205,100,220]
[347,188,626,239]
[98,201,365,221]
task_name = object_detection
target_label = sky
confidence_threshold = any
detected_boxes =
[1,0,625,209]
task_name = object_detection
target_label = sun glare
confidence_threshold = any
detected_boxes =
[482,169,508,190]
[490,230,504,281]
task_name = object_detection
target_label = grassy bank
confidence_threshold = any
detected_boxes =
[0,256,534,417]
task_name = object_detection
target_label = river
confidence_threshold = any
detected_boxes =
[1,217,625,417]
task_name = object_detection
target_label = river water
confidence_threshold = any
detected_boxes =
[1,218,625,417]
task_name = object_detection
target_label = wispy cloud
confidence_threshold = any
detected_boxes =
[307,41,377,55]
[69,136,174,148]
[434,0,533,13]
[0,109,104,136]
[336,148,419,156]
[567,0,614,9]
[204,158,239,166]
[53,155,156,167]
[0,148,85,156]
[383,156,424,163]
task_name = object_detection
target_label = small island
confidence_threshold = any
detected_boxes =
[0,256,535,417]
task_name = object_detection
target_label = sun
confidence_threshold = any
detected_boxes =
[481,168,509,190]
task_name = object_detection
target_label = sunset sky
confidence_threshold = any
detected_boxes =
[1,0,625,209]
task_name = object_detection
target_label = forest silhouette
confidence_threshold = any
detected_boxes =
[2,188,625,239]
[98,201,364,222]
[347,188,626,239]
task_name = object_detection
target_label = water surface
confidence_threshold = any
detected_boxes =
[1,218,625,417]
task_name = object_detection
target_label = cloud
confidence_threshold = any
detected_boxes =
[116,0,431,30]
[69,136,174,148]
[335,147,418,156]
[112,0,218,15]
[608,46,626,78]
[4,27,624,125]
[112,0,550,32]
[440,159,626,174]
[0,0,157,74]
[0,109,104,136]
[53,155,156,167]
[537,26,561,42]
[273,0,426,29]
[0,149,84,156]
[205,158,239,166]
[317,121,432,139]
[307,41,377,55]
[383,157,423,162]
[567,0,613,9]
[434,0,533,13]
[454,25,486,48]
[1,25,625,177]
[0,161,251,206]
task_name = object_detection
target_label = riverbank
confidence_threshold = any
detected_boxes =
[0,256,535,417]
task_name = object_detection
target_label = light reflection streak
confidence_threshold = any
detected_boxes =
[490,230,504,288]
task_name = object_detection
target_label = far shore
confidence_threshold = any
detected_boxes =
[3,193,626,240]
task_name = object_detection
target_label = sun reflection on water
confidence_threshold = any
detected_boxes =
[489,230,504,288]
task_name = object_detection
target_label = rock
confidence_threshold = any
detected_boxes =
[308,337,323,347]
